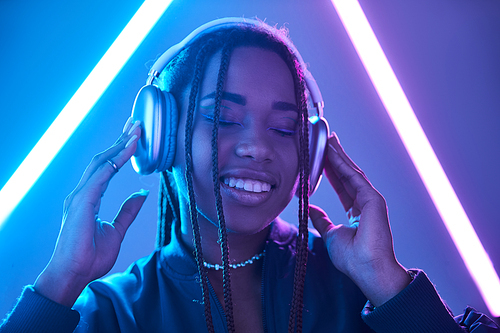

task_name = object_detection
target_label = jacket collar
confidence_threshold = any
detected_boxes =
[159,218,298,278]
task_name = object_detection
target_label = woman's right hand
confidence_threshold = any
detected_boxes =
[33,117,148,307]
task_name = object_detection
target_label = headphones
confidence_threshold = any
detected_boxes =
[131,17,329,195]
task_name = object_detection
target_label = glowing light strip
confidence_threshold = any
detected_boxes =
[331,0,500,316]
[0,0,173,229]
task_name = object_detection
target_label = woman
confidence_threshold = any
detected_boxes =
[1,18,498,333]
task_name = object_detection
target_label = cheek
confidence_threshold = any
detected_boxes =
[284,137,300,171]
[191,124,214,171]
[190,125,218,205]
[285,139,301,194]
[286,152,301,193]
[172,114,215,201]
[177,110,214,173]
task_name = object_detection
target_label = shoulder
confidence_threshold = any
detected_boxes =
[73,251,161,330]
[268,218,322,247]
[92,251,160,297]
[267,219,340,277]
[268,220,370,330]
[74,251,158,314]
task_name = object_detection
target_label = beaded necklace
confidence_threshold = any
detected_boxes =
[203,250,266,270]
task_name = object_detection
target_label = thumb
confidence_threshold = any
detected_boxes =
[309,204,335,237]
[112,189,149,239]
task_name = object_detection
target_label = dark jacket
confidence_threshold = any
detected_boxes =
[2,220,498,332]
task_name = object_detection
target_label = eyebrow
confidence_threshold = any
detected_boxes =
[201,91,298,113]
[272,101,298,113]
[201,92,246,106]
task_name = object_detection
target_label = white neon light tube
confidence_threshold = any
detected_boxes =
[0,0,174,229]
[331,0,500,317]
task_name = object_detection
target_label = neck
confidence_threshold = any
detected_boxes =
[178,195,270,267]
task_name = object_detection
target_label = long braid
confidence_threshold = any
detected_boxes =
[156,25,313,332]
[157,171,180,248]
[165,171,181,232]
[211,43,235,332]
[287,55,310,333]
[156,173,167,248]
[296,79,310,332]
[184,44,215,333]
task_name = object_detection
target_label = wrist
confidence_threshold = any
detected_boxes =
[34,265,88,308]
[351,260,411,307]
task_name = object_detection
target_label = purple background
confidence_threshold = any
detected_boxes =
[1,0,499,320]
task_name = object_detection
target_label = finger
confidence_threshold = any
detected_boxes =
[78,119,141,191]
[331,154,371,201]
[327,140,387,225]
[323,152,354,212]
[326,135,374,200]
[328,132,365,176]
[71,133,140,212]
[112,190,149,240]
[325,141,363,211]
[309,204,335,237]
[64,121,141,213]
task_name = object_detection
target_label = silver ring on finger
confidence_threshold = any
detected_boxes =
[349,215,361,225]
[106,159,119,173]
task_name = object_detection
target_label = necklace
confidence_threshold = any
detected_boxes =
[203,250,266,270]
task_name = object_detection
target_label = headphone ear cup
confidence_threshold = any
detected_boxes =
[157,90,178,172]
[131,85,178,175]
[307,116,330,195]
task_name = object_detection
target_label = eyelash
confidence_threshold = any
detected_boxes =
[201,114,241,126]
[269,128,296,137]
[201,114,296,136]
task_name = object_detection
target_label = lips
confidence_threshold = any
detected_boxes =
[218,169,278,207]
[224,177,272,193]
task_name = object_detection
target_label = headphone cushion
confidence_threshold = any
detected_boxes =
[157,91,178,172]
[131,85,178,175]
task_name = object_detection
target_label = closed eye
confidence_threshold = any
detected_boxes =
[269,127,296,137]
[201,113,242,127]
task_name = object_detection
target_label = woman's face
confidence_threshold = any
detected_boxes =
[173,46,300,235]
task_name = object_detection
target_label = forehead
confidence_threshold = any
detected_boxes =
[201,46,296,102]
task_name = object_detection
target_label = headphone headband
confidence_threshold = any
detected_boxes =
[147,17,324,117]
[132,17,329,196]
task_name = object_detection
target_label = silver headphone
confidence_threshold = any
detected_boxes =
[131,17,329,195]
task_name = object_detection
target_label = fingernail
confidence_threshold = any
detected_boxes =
[331,131,340,142]
[125,134,138,148]
[328,143,338,154]
[122,116,133,133]
[128,120,141,136]
[132,189,149,198]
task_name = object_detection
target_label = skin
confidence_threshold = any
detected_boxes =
[34,123,144,307]
[173,47,301,332]
[172,47,300,264]
[311,134,410,307]
[33,45,409,331]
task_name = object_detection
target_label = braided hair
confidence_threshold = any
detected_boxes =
[156,24,311,333]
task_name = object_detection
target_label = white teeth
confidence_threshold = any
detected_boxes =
[224,177,272,193]
[244,182,252,191]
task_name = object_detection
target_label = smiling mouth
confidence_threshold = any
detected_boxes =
[223,177,272,193]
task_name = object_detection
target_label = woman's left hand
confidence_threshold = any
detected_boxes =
[309,133,411,306]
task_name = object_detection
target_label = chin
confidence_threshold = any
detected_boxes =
[222,208,277,236]
[225,223,270,236]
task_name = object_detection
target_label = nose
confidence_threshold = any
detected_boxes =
[235,130,275,163]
